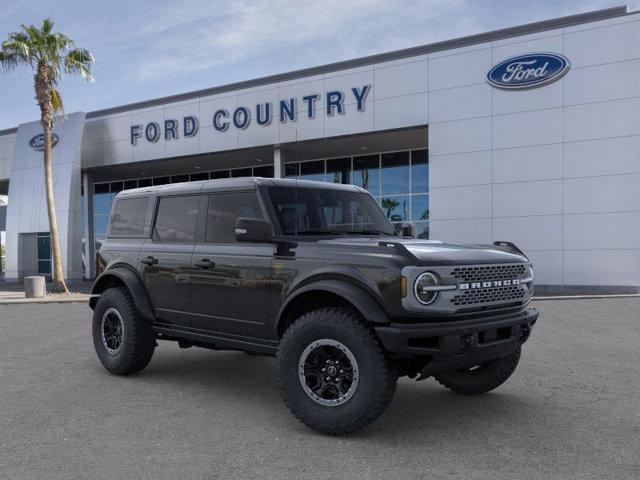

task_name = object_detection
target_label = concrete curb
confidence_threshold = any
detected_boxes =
[0,295,92,305]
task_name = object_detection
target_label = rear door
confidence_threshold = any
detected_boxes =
[189,191,274,338]
[139,194,204,328]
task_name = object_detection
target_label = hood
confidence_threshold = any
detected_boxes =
[315,236,528,266]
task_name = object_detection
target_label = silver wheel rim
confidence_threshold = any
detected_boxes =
[298,339,359,407]
[101,308,124,355]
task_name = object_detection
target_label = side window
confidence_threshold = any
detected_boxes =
[110,197,149,237]
[153,195,200,243]
[205,192,262,243]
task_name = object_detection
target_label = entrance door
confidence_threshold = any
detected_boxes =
[139,194,203,328]
[189,191,273,338]
[36,232,52,276]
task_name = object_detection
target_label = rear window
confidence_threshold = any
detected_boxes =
[110,197,149,237]
[153,195,200,243]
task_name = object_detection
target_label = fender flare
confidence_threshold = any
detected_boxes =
[276,279,390,335]
[90,267,155,321]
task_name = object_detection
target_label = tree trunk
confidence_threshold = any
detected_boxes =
[35,64,68,294]
[43,123,68,294]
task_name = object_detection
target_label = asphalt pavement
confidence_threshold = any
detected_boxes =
[0,298,638,480]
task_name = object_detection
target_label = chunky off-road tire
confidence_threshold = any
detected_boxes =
[434,347,521,395]
[277,307,397,435]
[92,287,156,375]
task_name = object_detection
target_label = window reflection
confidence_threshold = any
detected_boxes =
[300,160,325,182]
[411,194,429,221]
[381,152,409,196]
[87,149,429,244]
[381,195,409,223]
[326,158,350,184]
[352,155,380,195]
[411,149,428,193]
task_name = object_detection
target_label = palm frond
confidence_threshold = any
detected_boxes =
[50,87,64,113]
[41,17,54,35]
[64,47,94,81]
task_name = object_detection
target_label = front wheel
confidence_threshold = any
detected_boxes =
[434,347,521,395]
[277,307,397,435]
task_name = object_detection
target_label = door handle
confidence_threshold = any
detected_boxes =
[141,256,158,266]
[194,259,214,269]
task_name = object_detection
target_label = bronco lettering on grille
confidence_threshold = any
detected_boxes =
[459,279,521,290]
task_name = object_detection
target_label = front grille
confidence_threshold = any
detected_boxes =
[451,264,526,283]
[451,285,526,306]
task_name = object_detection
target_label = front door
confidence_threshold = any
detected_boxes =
[189,191,274,338]
[139,194,203,328]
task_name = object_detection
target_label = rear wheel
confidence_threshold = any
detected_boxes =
[434,347,521,395]
[92,287,156,375]
[277,307,397,435]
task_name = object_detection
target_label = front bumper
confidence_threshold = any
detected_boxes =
[375,307,538,376]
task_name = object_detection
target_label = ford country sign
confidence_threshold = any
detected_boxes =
[487,53,570,90]
[29,133,59,151]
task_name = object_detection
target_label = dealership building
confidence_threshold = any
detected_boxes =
[0,5,639,293]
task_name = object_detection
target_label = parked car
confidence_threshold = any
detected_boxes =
[90,177,538,435]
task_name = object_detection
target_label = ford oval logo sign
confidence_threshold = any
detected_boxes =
[487,53,570,90]
[29,133,59,151]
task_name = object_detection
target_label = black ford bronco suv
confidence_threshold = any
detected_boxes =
[90,177,538,435]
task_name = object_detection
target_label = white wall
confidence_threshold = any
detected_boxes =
[0,133,16,181]
[428,15,640,289]
[4,113,85,280]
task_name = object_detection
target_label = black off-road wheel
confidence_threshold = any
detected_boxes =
[92,287,156,375]
[277,307,397,435]
[434,347,521,395]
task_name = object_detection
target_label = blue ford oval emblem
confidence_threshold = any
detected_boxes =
[487,53,570,90]
[29,133,59,151]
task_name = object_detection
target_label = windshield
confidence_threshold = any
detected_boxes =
[268,186,396,236]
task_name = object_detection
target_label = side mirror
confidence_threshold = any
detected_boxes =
[401,222,417,239]
[235,217,274,243]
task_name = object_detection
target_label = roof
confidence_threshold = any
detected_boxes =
[117,177,366,197]
[0,5,631,136]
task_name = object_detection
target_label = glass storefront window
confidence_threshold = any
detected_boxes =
[284,163,299,178]
[352,154,380,195]
[411,149,429,194]
[231,168,252,178]
[153,177,170,186]
[210,170,230,179]
[381,195,409,223]
[94,183,110,214]
[381,152,410,196]
[414,221,429,239]
[326,158,350,184]
[190,172,209,181]
[411,194,429,221]
[300,160,325,182]
[124,180,138,190]
[253,165,274,178]
[94,215,109,236]
[138,178,152,187]
[171,174,189,183]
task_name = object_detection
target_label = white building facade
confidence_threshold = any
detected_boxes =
[0,5,638,294]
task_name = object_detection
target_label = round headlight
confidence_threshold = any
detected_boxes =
[414,272,439,305]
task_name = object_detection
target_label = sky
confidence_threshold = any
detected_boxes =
[0,0,638,130]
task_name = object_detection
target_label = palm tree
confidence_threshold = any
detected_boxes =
[0,18,93,293]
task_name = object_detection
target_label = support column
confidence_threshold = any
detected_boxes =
[273,146,285,179]
[82,172,95,279]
